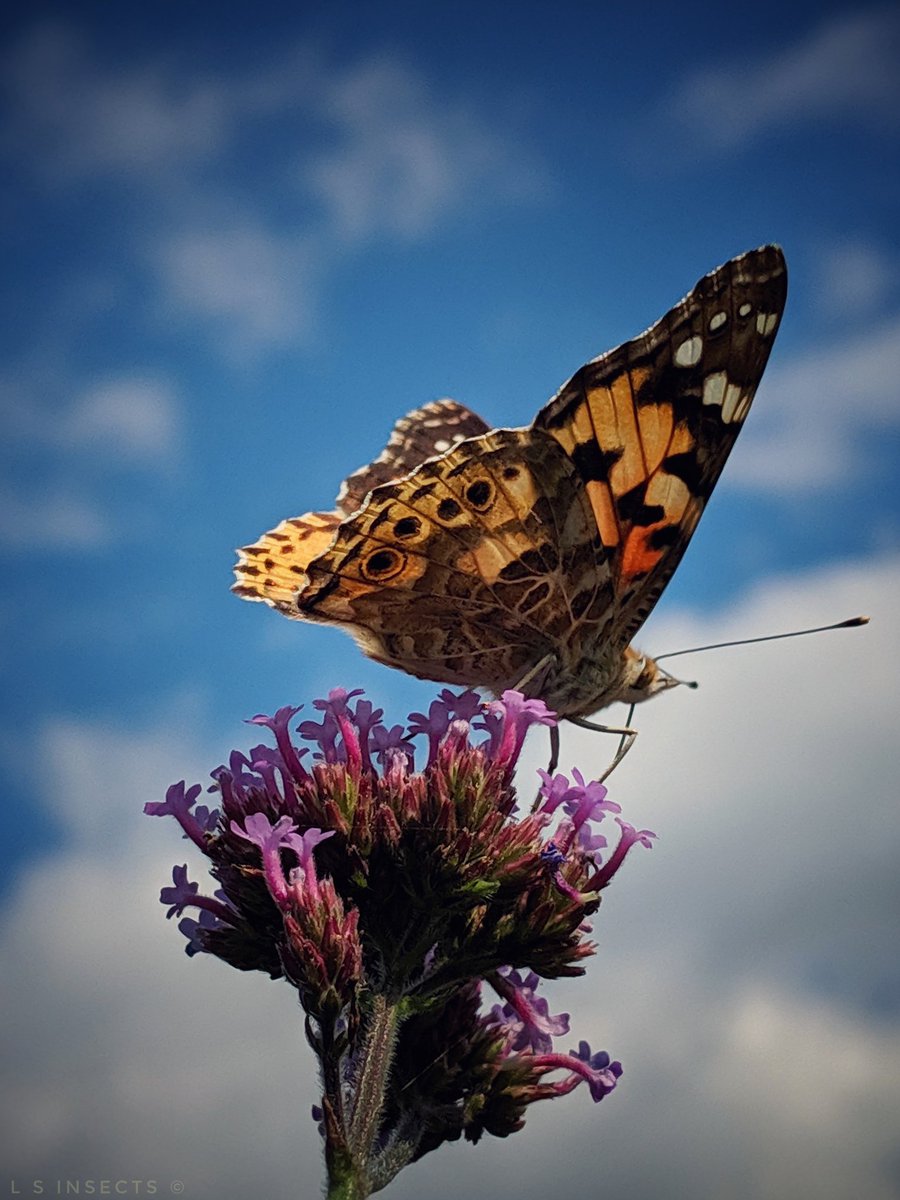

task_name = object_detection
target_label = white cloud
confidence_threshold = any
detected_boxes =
[1,555,898,1199]
[18,698,355,1177]
[0,371,180,548]
[154,226,319,353]
[814,239,899,319]
[305,56,543,244]
[3,371,180,462]
[63,377,180,459]
[730,311,900,491]
[503,554,900,1200]
[0,22,232,179]
[3,26,544,226]
[667,7,900,149]
[2,22,545,355]
[0,486,110,549]
[0,711,314,1189]
[146,51,544,349]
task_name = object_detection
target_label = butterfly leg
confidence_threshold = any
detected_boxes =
[528,723,561,812]
[509,654,561,803]
[511,653,557,699]
[567,715,638,783]
[510,651,560,776]
[547,723,560,775]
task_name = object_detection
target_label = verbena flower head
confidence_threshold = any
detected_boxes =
[147,687,653,1195]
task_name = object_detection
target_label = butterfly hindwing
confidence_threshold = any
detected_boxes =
[234,400,490,612]
[233,512,342,612]
[337,399,491,516]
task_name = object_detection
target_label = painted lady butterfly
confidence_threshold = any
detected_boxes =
[234,246,787,726]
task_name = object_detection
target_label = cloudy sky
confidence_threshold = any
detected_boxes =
[1,2,898,1198]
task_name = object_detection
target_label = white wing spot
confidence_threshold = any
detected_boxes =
[722,383,743,424]
[674,335,703,367]
[709,311,728,331]
[756,311,779,336]
[738,302,752,317]
[733,391,753,422]
[703,370,727,408]
[433,439,452,453]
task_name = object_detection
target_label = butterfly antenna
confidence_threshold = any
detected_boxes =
[657,666,699,689]
[655,615,869,663]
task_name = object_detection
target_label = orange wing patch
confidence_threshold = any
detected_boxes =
[602,369,651,497]
[584,479,620,548]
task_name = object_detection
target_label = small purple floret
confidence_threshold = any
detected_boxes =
[491,968,570,1054]
[589,818,657,889]
[482,691,555,768]
[160,864,200,917]
[178,908,222,957]
[299,711,342,762]
[144,781,213,851]
[570,1039,624,1101]
[247,705,308,781]
[407,697,453,766]
[231,812,298,907]
[370,723,415,767]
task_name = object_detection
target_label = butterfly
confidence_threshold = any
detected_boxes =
[234,245,787,734]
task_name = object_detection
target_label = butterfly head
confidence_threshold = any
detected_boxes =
[611,646,684,707]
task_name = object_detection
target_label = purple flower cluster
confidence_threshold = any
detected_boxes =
[147,686,653,1190]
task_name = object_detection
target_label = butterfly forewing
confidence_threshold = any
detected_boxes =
[534,244,787,648]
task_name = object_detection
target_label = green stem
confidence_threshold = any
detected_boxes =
[348,994,400,1159]
[323,995,402,1200]
[325,1171,365,1200]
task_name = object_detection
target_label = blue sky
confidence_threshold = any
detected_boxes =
[1,3,899,1198]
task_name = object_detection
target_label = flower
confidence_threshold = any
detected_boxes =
[482,690,557,768]
[489,967,570,1053]
[147,686,653,1194]
[568,1039,625,1101]
[588,818,657,890]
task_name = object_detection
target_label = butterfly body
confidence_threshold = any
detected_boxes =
[235,246,787,719]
